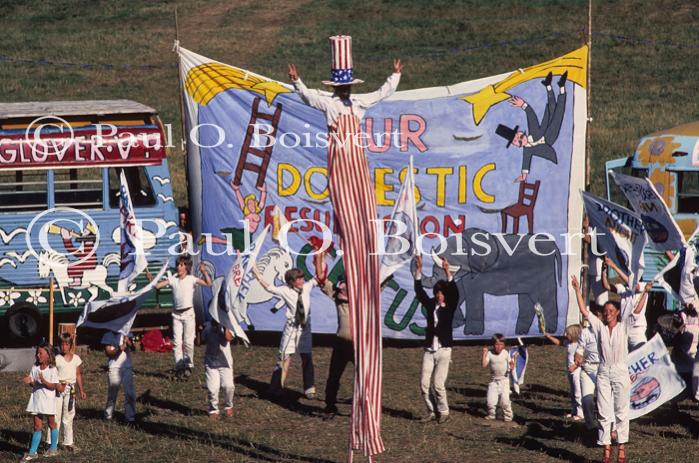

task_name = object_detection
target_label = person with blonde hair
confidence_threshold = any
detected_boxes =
[544,324,584,421]
[44,332,86,452]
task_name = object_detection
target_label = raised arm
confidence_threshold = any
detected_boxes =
[355,59,402,108]
[571,275,589,319]
[230,181,246,211]
[413,255,431,306]
[196,263,212,287]
[289,63,333,112]
[633,282,652,315]
[605,256,629,287]
[543,332,562,346]
[146,270,170,289]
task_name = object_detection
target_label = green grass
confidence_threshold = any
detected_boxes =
[1,344,697,462]
[2,1,699,204]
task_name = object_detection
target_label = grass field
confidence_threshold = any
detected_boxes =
[1,1,699,204]
[0,343,697,463]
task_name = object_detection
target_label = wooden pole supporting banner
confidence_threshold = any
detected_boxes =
[48,277,54,345]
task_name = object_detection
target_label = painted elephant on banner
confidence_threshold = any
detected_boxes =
[419,228,562,335]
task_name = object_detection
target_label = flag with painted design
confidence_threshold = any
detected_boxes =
[581,192,647,290]
[118,170,148,294]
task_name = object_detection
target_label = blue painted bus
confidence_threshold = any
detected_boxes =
[606,121,699,310]
[0,100,180,345]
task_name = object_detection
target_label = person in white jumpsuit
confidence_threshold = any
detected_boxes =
[573,275,650,463]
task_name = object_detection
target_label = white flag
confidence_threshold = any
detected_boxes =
[78,259,169,335]
[628,334,686,420]
[208,254,250,346]
[228,225,270,319]
[655,226,699,307]
[117,170,148,294]
[380,156,419,282]
[610,172,685,251]
[581,191,647,290]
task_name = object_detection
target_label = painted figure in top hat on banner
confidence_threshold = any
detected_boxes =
[496,71,568,183]
[288,35,402,459]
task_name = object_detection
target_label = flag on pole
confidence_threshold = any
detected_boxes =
[77,260,169,335]
[610,172,686,251]
[655,227,699,307]
[117,170,148,294]
[379,156,419,283]
[509,338,528,395]
[228,225,270,321]
[581,192,647,290]
[208,253,250,345]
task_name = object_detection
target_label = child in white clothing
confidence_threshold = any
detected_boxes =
[22,343,64,461]
[102,331,136,423]
[544,324,583,421]
[45,332,86,451]
[482,333,515,421]
[150,255,212,378]
[203,320,235,418]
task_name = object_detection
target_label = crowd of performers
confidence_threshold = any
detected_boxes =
[17,249,699,463]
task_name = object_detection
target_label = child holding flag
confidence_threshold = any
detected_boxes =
[149,255,212,379]
[482,334,515,422]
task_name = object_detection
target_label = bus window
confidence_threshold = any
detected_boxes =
[108,167,155,208]
[677,171,699,213]
[0,170,48,211]
[54,168,103,209]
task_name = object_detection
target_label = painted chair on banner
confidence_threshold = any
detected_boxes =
[501,180,541,234]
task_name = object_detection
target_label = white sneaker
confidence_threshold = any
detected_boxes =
[304,387,317,400]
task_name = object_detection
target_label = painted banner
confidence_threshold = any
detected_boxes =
[628,334,685,420]
[582,192,647,290]
[610,171,685,251]
[180,45,587,339]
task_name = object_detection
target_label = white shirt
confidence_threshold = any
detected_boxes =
[431,303,445,352]
[265,279,317,323]
[681,312,699,357]
[292,73,401,127]
[576,326,600,365]
[619,288,647,347]
[167,274,199,310]
[565,341,578,368]
[587,310,638,368]
[56,354,82,384]
[485,350,510,381]
[26,365,58,415]
[101,332,132,369]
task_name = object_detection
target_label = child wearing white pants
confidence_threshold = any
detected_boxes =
[482,334,514,421]
[203,321,235,417]
[544,325,583,421]
[102,331,136,423]
[150,255,212,378]
[45,332,86,450]
[575,318,601,431]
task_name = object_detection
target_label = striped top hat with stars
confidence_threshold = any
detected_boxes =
[322,35,364,86]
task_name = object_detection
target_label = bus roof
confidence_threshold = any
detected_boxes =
[647,120,699,137]
[0,100,157,119]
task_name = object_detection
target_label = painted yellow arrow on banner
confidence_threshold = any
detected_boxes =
[462,46,588,125]
[185,63,290,106]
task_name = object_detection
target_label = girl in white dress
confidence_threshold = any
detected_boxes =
[22,343,64,461]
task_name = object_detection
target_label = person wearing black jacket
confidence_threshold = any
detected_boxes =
[414,254,458,424]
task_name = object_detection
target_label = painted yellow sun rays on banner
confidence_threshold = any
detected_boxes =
[185,63,290,106]
[463,46,588,125]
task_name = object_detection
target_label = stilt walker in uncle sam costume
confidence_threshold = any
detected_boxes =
[288,36,402,460]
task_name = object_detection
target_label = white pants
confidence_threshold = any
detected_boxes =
[205,365,235,413]
[487,378,513,420]
[580,363,599,430]
[45,385,75,446]
[596,364,630,445]
[567,368,583,417]
[172,310,196,369]
[105,367,136,422]
[420,348,451,415]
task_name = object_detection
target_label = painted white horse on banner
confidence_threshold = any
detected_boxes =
[232,247,292,326]
[38,251,119,305]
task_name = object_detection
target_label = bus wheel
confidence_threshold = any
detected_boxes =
[5,303,41,346]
